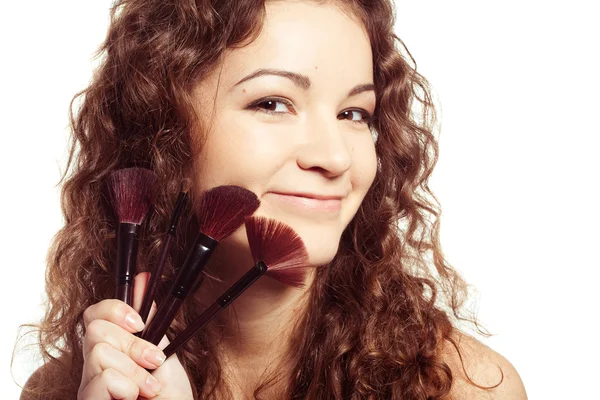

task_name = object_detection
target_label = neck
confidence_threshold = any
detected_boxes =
[195,234,314,389]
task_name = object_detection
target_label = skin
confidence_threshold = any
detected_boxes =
[77,2,376,399]
[70,1,527,399]
[188,1,377,393]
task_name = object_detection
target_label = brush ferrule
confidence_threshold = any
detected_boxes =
[114,223,140,306]
[116,223,140,284]
[216,261,267,307]
[171,232,218,298]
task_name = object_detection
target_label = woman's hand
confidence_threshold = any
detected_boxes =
[77,273,194,399]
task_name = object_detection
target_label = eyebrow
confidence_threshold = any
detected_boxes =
[232,68,375,97]
[234,68,311,90]
[348,83,376,97]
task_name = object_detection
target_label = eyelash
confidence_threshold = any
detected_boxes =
[247,97,373,125]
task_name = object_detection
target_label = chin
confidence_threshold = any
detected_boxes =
[306,249,339,267]
[299,233,342,267]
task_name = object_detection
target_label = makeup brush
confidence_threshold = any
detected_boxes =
[107,167,158,306]
[139,178,192,324]
[162,216,309,358]
[141,185,260,345]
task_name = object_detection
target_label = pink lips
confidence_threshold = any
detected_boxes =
[267,192,343,213]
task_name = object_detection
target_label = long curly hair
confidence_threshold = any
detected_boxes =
[17,0,495,398]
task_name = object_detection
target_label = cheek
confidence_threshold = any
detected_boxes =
[192,112,294,191]
[350,134,377,196]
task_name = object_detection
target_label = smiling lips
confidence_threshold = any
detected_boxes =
[268,191,344,213]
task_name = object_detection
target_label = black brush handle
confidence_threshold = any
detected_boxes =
[140,231,217,345]
[139,191,188,323]
[141,296,183,345]
[166,191,188,235]
[115,284,133,306]
[163,261,267,358]
[115,223,140,306]
[171,232,217,298]
[138,234,172,323]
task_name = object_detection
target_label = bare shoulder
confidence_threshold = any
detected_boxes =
[441,331,527,400]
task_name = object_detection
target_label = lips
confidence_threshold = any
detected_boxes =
[266,191,344,213]
[270,191,344,201]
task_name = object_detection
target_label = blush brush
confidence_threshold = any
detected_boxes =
[141,185,260,345]
[139,178,192,324]
[162,216,309,358]
[107,167,158,306]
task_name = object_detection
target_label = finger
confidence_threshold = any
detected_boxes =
[81,342,163,399]
[83,299,144,334]
[78,368,138,400]
[84,319,166,369]
[133,272,151,313]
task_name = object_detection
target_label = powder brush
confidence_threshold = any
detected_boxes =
[163,216,309,358]
[141,185,260,345]
[106,167,158,306]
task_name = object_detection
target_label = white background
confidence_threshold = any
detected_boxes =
[1,1,598,398]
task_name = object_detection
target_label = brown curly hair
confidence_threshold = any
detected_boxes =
[17,0,497,398]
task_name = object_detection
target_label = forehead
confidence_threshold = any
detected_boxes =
[215,1,373,90]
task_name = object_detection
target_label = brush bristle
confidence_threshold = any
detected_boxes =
[245,216,309,288]
[107,167,158,224]
[197,186,260,241]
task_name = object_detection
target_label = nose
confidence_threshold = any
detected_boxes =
[295,113,352,178]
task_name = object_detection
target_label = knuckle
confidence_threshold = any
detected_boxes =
[108,300,128,319]
[129,362,148,382]
[101,369,139,399]
[85,319,106,341]
[88,342,110,364]
[126,360,140,378]
[124,335,141,358]
[100,368,117,382]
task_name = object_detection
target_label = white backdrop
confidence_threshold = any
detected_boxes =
[1,1,598,399]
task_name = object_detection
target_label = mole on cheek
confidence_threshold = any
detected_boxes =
[242,88,246,93]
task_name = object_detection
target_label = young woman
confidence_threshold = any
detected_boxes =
[21,0,526,398]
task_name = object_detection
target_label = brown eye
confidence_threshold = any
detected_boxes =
[338,109,372,124]
[260,100,281,112]
[249,97,294,115]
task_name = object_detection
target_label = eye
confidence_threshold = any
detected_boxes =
[247,97,295,115]
[338,109,373,125]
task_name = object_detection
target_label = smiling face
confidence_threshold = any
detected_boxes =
[191,1,377,266]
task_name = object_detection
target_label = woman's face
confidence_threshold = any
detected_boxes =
[192,1,377,266]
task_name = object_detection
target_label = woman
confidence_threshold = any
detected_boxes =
[21,0,526,398]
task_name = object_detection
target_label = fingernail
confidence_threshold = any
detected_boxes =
[125,313,144,332]
[145,374,163,395]
[143,348,166,367]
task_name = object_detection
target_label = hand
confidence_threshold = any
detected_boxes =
[77,273,194,399]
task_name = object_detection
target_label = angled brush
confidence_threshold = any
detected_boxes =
[141,185,260,345]
[139,178,192,324]
[163,216,309,358]
[107,167,158,306]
